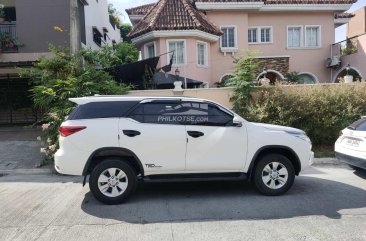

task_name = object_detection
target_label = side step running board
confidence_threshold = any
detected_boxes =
[141,173,248,183]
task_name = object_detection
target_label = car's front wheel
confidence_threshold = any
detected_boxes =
[253,154,295,196]
[89,159,137,204]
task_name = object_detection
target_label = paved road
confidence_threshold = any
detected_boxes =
[0,165,365,241]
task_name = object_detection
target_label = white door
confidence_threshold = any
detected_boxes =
[184,102,247,172]
[119,101,187,174]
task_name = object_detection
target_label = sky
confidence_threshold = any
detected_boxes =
[110,0,366,42]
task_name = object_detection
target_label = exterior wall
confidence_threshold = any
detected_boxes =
[334,34,366,82]
[16,0,71,53]
[84,0,121,50]
[140,37,212,86]
[127,87,234,109]
[131,10,341,86]
[208,11,334,83]
[207,11,249,85]
[126,83,365,111]
[347,7,366,38]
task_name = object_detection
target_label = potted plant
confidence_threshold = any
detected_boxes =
[0,7,5,23]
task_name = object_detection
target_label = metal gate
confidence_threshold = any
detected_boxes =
[0,74,40,125]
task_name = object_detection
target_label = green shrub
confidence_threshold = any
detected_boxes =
[21,46,130,163]
[225,52,260,115]
[241,84,366,147]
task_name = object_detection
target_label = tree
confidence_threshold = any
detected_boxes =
[120,23,133,43]
[108,3,122,27]
[225,52,261,115]
[81,42,139,68]
[20,45,130,163]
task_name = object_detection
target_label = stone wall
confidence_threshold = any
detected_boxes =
[253,57,290,78]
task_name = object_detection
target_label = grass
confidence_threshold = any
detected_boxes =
[314,146,335,158]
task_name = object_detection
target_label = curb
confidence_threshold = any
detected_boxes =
[0,168,53,175]
[312,157,342,165]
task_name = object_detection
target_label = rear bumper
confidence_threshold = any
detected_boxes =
[54,148,88,176]
[335,152,366,169]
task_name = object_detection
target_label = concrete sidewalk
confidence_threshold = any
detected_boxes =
[0,126,43,170]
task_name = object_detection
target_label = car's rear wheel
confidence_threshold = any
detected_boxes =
[253,154,295,196]
[89,159,137,204]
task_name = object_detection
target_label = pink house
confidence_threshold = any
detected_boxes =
[331,6,366,82]
[126,0,356,87]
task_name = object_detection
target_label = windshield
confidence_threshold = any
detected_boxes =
[348,118,366,131]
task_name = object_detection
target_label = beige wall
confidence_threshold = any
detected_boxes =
[207,11,334,83]
[248,12,334,83]
[335,34,366,82]
[206,11,249,85]
[126,84,366,111]
[127,87,234,109]
[347,7,366,38]
[139,37,212,85]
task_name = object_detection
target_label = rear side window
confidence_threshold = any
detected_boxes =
[68,101,138,120]
[348,118,366,131]
[129,101,233,126]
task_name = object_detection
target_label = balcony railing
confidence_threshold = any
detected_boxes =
[332,35,360,57]
[0,23,18,53]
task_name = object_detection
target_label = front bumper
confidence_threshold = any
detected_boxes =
[335,152,366,169]
[309,151,314,166]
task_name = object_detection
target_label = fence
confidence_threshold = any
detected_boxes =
[0,23,18,53]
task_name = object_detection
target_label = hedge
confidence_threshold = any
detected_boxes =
[242,83,366,147]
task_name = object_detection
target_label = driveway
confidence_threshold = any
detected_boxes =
[0,165,365,241]
[0,126,43,170]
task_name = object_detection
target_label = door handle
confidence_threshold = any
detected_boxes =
[123,130,141,137]
[187,131,204,138]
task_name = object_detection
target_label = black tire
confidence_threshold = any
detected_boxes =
[253,154,295,196]
[89,158,137,205]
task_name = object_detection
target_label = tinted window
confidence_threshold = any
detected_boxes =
[348,118,366,131]
[129,102,233,126]
[68,101,138,120]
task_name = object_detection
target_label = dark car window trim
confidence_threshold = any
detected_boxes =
[127,100,234,127]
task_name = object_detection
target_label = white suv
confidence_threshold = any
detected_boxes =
[335,117,366,170]
[55,96,313,204]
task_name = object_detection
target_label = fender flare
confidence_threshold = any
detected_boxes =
[82,147,144,176]
[247,145,301,179]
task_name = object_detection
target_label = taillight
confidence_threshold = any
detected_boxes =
[59,126,86,137]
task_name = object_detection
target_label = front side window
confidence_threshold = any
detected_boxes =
[261,27,271,43]
[168,41,185,65]
[144,42,155,59]
[248,28,257,43]
[129,102,233,126]
[197,42,208,66]
[305,26,320,48]
[248,27,272,44]
[287,26,302,48]
[221,27,236,48]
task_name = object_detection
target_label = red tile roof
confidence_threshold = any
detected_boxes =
[127,0,223,39]
[126,0,356,17]
[264,0,356,4]
[196,0,356,3]
[126,3,156,16]
[127,0,356,39]
[334,12,355,18]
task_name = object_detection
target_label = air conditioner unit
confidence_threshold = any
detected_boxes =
[326,56,341,68]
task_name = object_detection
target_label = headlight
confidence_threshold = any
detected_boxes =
[286,131,311,144]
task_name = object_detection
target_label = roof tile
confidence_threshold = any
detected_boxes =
[128,0,223,39]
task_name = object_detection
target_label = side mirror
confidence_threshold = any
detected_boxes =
[233,120,242,127]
